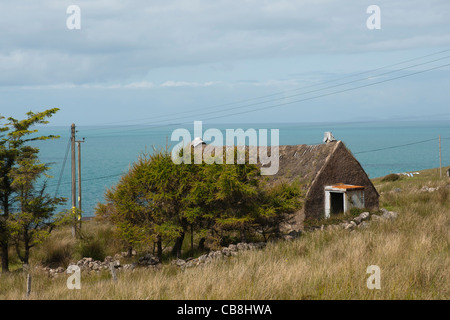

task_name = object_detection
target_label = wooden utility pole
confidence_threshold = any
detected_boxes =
[439,135,442,178]
[76,138,85,229]
[71,124,76,237]
[78,141,81,212]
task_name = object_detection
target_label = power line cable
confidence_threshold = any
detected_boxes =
[48,171,126,188]
[169,62,450,126]
[84,59,450,137]
[353,138,437,155]
[167,55,450,122]
[83,172,125,181]
[53,137,443,183]
[56,54,450,183]
[54,137,71,197]
[83,48,450,132]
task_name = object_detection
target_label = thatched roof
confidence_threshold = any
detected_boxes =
[182,140,379,222]
[264,141,339,188]
[185,141,339,188]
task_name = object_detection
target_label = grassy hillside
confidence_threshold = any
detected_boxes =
[0,167,448,299]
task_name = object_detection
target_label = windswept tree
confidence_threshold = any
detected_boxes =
[187,158,261,244]
[253,180,302,241]
[189,158,302,245]
[96,163,155,259]
[97,147,302,259]
[97,149,196,260]
[0,109,61,272]
[8,147,66,265]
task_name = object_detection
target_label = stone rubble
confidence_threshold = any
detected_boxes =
[170,242,267,270]
[420,186,439,193]
[41,208,397,276]
[308,208,399,232]
[43,256,124,277]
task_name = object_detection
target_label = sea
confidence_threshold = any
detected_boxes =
[29,120,450,218]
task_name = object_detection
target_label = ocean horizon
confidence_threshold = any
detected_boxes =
[30,120,450,217]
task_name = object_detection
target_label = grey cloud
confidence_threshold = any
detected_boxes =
[1,0,449,86]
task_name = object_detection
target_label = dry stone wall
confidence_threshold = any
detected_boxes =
[42,208,398,277]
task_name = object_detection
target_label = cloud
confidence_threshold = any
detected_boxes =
[0,0,449,88]
[124,81,155,89]
[160,81,217,88]
[9,81,155,90]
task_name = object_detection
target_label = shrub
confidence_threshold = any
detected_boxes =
[40,238,74,268]
[75,237,107,261]
[381,173,401,182]
[349,207,366,217]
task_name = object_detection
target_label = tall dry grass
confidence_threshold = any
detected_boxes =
[1,168,449,299]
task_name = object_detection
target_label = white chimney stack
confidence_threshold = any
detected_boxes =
[192,137,205,147]
[323,132,336,143]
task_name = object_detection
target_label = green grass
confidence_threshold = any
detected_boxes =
[28,220,124,268]
[0,166,449,299]
[304,207,367,229]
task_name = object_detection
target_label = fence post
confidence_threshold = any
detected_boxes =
[110,262,117,282]
[26,273,31,298]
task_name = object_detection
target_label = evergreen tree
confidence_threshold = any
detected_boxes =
[8,148,66,265]
[0,109,61,272]
[97,147,302,258]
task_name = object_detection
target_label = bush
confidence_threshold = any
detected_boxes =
[349,207,366,217]
[381,173,401,182]
[75,237,107,261]
[40,238,74,268]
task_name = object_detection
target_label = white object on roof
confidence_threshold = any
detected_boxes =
[192,137,206,147]
[323,132,336,143]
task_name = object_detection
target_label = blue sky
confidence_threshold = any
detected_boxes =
[1,0,450,126]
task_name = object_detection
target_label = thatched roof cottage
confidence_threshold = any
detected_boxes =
[186,135,379,230]
[268,139,379,229]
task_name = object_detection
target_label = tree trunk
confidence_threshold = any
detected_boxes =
[190,224,194,255]
[23,246,30,265]
[0,204,10,273]
[171,231,185,258]
[22,230,30,265]
[157,236,162,262]
[261,228,267,243]
[126,245,133,258]
[1,242,8,273]
[198,237,206,251]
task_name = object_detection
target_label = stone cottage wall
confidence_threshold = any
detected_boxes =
[304,142,379,220]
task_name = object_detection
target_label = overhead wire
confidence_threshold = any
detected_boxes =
[51,137,444,183]
[82,58,450,137]
[53,136,71,197]
[50,172,126,187]
[50,50,450,183]
[83,48,450,130]
[196,62,450,122]
[353,138,437,155]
